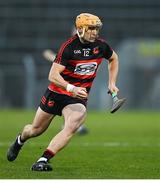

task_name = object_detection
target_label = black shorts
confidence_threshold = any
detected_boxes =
[40,88,87,116]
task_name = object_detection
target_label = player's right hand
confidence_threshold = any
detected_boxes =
[72,87,88,99]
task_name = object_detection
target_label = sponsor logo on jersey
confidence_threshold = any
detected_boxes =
[74,62,97,75]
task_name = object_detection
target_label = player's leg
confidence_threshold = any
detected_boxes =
[21,107,55,141]
[31,103,87,171]
[7,107,55,162]
[48,103,87,153]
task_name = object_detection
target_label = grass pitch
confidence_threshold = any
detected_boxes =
[0,110,160,179]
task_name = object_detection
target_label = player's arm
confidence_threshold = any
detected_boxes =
[108,51,119,94]
[48,63,67,88]
[48,63,88,99]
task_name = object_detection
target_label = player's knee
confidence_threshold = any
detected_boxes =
[78,105,87,119]
[23,124,32,133]
[30,126,43,137]
[66,115,86,133]
[63,104,87,133]
[23,124,42,137]
[66,123,77,133]
[78,109,87,126]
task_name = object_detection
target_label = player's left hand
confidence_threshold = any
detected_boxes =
[108,84,119,94]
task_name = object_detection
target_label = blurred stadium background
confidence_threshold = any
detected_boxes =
[0,0,160,110]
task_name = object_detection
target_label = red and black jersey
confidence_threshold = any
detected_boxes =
[48,34,113,97]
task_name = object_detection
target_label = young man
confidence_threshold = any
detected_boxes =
[7,13,119,171]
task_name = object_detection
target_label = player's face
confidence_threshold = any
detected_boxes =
[83,26,100,42]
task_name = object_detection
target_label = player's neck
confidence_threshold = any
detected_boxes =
[79,37,89,44]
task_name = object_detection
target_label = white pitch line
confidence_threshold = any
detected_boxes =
[1,141,160,147]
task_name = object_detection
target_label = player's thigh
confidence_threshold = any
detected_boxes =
[62,103,87,125]
[32,107,55,130]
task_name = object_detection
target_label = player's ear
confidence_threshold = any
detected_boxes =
[77,27,83,35]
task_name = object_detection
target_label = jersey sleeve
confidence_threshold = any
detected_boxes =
[54,43,70,66]
[102,41,113,60]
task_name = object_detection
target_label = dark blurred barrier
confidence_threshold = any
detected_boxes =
[0,0,160,109]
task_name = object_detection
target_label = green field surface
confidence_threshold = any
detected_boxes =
[0,110,160,179]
